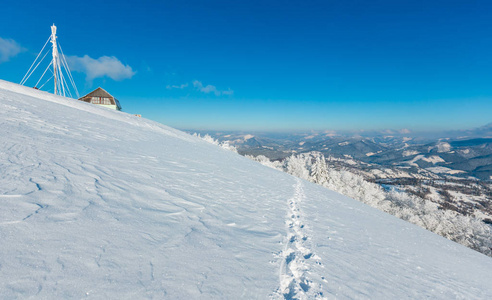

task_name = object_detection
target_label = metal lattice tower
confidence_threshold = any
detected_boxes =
[20,24,79,98]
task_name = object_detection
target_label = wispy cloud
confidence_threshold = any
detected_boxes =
[193,80,234,96]
[67,55,135,82]
[165,80,233,96]
[221,89,234,95]
[0,37,23,63]
[166,83,189,89]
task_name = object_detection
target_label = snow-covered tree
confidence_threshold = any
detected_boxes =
[245,155,282,170]
[194,133,219,145]
[310,153,329,186]
[285,154,310,181]
[193,133,238,153]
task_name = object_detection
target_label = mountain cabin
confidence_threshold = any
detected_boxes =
[78,87,122,111]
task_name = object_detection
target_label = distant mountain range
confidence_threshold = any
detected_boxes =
[188,126,492,181]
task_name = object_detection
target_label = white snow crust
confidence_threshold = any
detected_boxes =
[426,167,467,175]
[405,154,445,167]
[1,80,492,299]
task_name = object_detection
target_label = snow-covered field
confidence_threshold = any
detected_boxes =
[426,166,467,174]
[1,80,491,299]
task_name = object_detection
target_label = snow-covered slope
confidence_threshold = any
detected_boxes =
[0,79,491,299]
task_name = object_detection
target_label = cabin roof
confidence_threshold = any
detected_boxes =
[80,87,114,99]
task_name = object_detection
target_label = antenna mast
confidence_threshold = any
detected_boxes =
[51,24,59,95]
[20,24,79,98]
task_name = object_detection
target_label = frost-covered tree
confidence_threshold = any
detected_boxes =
[310,154,329,186]
[218,141,238,153]
[245,155,282,170]
[285,154,310,181]
[193,133,238,153]
[193,133,219,145]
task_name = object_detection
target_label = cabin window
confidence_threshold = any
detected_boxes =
[90,97,112,105]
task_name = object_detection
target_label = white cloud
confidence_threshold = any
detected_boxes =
[166,83,189,89]
[0,37,23,63]
[67,55,135,82]
[193,80,233,96]
[165,80,234,96]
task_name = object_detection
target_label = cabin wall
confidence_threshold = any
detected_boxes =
[88,96,115,105]
[78,94,121,111]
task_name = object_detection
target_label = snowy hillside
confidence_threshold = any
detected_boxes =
[1,79,491,299]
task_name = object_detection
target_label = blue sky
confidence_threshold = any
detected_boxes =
[1,0,491,132]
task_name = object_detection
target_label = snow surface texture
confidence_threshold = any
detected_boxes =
[0,79,492,299]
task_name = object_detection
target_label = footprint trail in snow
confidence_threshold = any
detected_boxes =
[276,178,325,300]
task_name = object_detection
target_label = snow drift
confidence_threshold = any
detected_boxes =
[0,79,491,299]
